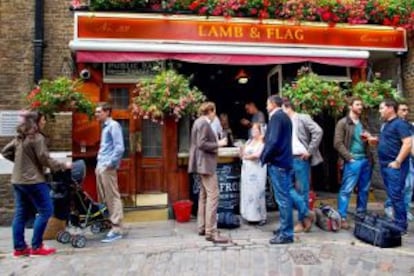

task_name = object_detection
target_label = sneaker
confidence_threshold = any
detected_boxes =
[101,231,122,243]
[407,212,413,222]
[384,206,394,220]
[30,245,56,256]
[13,247,30,258]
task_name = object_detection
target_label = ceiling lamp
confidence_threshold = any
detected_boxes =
[235,69,249,84]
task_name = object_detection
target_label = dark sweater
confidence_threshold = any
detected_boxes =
[260,109,293,169]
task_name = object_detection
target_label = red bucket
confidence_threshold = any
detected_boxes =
[173,200,193,223]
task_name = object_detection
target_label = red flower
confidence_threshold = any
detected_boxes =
[321,11,331,21]
[383,18,392,26]
[250,8,258,15]
[189,1,200,11]
[31,101,41,108]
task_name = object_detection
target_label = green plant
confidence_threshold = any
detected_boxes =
[131,69,206,123]
[352,73,403,108]
[282,67,347,117]
[26,77,95,119]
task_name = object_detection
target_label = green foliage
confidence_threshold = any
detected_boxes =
[26,77,95,119]
[132,70,206,123]
[352,75,403,108]
[282,67,347,117]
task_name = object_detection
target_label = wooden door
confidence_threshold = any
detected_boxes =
[103,84,138,206]
[137,118,165,193]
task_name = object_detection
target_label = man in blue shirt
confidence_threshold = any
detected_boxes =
[260,95,294,244]
[95,102,125,243]
[378,99,412,232]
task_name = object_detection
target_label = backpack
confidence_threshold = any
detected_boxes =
[314,203,342,232]
[217,211,240,229]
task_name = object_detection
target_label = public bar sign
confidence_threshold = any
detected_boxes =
[103,61,165,83]
[76,13,407,51]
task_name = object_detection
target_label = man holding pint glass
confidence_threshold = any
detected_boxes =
[334,96,376,229]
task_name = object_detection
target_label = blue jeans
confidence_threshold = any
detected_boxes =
[337,159,372,219]
[268,165,294,239]
[12,183,53,250]
[290,158,310,222]
[381,163,409,231]
[384,158,414,213]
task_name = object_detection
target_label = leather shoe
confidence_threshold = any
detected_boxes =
[273,229,281,236]
[206,234,229,243]
[303,212,315,232]
[269,235,294,245]
[198,230,205,236]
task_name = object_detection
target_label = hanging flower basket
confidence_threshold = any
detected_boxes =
[131,69,206,123]
[352,73,404,109]
[282,67,347,117]
[26,77,95,119]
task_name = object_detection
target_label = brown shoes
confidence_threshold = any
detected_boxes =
[341,219,350,230]
[294,223,304,233]
[303,212,315,232]
[295,212,315,233]
[198,230,205,236]
[205,233,229,243]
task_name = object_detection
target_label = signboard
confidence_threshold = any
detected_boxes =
[76,13,407,51]
[103,61,165,83]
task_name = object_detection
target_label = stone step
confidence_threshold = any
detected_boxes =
[136,193,168,207]
[124,207,169,223]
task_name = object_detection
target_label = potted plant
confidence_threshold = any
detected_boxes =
[282,67,347,117]
[26,77,95,119]
[131,69,206,123]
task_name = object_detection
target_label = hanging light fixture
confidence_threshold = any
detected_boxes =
[235,69,249,84]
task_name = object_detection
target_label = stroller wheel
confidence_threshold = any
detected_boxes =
[71,235,87,248]
[90,222,102,234]
[57,231,71,244]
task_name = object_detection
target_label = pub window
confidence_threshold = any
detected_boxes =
[142,120,162,157]
[118,119,130,158]
[310,63,351,82]
[178,115,190,153]
[109,88,129,109]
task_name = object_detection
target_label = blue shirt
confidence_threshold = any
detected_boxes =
[378,117,411,166]
[97,118,125,169]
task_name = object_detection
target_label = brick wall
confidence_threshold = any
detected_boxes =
[402,34,414,121]
[0,1,73,225]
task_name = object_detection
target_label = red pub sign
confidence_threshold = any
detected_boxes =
[76,13,407,51]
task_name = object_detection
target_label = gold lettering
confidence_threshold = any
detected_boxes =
[207,26,219,37]
[198,25,207,37]
[295,29,304,40]
[219,26,231,37]
[360,34,380,42]
[234,27,243,38]
[284,29,294,40]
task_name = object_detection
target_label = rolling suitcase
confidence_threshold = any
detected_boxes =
[353,213,403,248]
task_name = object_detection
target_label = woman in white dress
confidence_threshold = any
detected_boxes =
[240,123,267,225]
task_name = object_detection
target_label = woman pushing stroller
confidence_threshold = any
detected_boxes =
[1,111,71,257]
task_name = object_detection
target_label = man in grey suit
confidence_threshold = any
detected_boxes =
[282,99,323,233]
[188,102,229,243]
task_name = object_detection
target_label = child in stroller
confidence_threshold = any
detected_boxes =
[49,159,110,248]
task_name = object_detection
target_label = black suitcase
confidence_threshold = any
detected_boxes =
[353,213,403,248]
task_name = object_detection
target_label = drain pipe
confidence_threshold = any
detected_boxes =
[33,0,45,84]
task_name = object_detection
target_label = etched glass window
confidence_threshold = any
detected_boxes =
[142,120,162,157]
[109,88,129,109]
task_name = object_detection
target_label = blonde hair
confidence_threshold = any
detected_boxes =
[198,101,216,116]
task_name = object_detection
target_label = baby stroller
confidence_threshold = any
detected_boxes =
[49,159,110,248]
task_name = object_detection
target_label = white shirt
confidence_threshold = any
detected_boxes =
[291,114,308,155]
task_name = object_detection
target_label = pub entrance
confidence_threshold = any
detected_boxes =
[175,61,346,192]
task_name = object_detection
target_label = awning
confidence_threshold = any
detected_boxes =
[71,41,369,67]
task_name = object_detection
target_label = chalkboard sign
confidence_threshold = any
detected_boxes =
[189,161,241,215]
[216,162,241,213]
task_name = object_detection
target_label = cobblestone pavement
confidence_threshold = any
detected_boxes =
[1,206,414,276]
